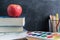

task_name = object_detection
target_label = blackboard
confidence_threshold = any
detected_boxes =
[0,0,60,31]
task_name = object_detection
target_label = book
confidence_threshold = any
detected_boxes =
[0,17,25,32]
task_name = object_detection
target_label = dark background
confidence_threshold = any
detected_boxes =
[0,0,60,31]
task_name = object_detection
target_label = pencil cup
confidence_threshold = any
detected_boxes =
[49,19,59,32]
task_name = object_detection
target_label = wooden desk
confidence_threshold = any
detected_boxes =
[13,38,27,40]
[14,37,42,40]
[27,37,42,40]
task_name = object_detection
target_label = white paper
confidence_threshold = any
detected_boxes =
[0,32,27,40]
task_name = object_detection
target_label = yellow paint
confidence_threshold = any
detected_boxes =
[53,34,60,40]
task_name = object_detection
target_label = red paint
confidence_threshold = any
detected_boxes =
[47,35,53,38]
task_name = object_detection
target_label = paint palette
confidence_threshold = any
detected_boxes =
[27,31,60,40]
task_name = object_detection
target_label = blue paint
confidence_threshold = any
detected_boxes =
[41,34,47,37]
[46,32,52,35]
[31,34,37,36]
[36,34,41,36]
[42,32,46,34]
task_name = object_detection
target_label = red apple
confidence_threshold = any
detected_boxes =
[7,4,22,17]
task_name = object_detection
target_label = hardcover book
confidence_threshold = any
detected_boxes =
[0,17,25,32]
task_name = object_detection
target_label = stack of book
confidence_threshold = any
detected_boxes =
[0,17,25,32]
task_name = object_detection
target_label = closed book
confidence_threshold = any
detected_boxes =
[0,17,25,32]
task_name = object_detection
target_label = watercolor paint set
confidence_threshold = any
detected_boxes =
[27,31,60,40]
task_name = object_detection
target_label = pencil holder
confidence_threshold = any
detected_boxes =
[49,19,60,32]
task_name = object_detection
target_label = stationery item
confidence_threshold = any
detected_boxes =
[49,15,57,32]
[57,19,60,32]
[27,31,52,40]
[49,13,59,32]
[56,13,59,24]
[27,31,60,40]
[52,16,56,32]
[49,15,53,32]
